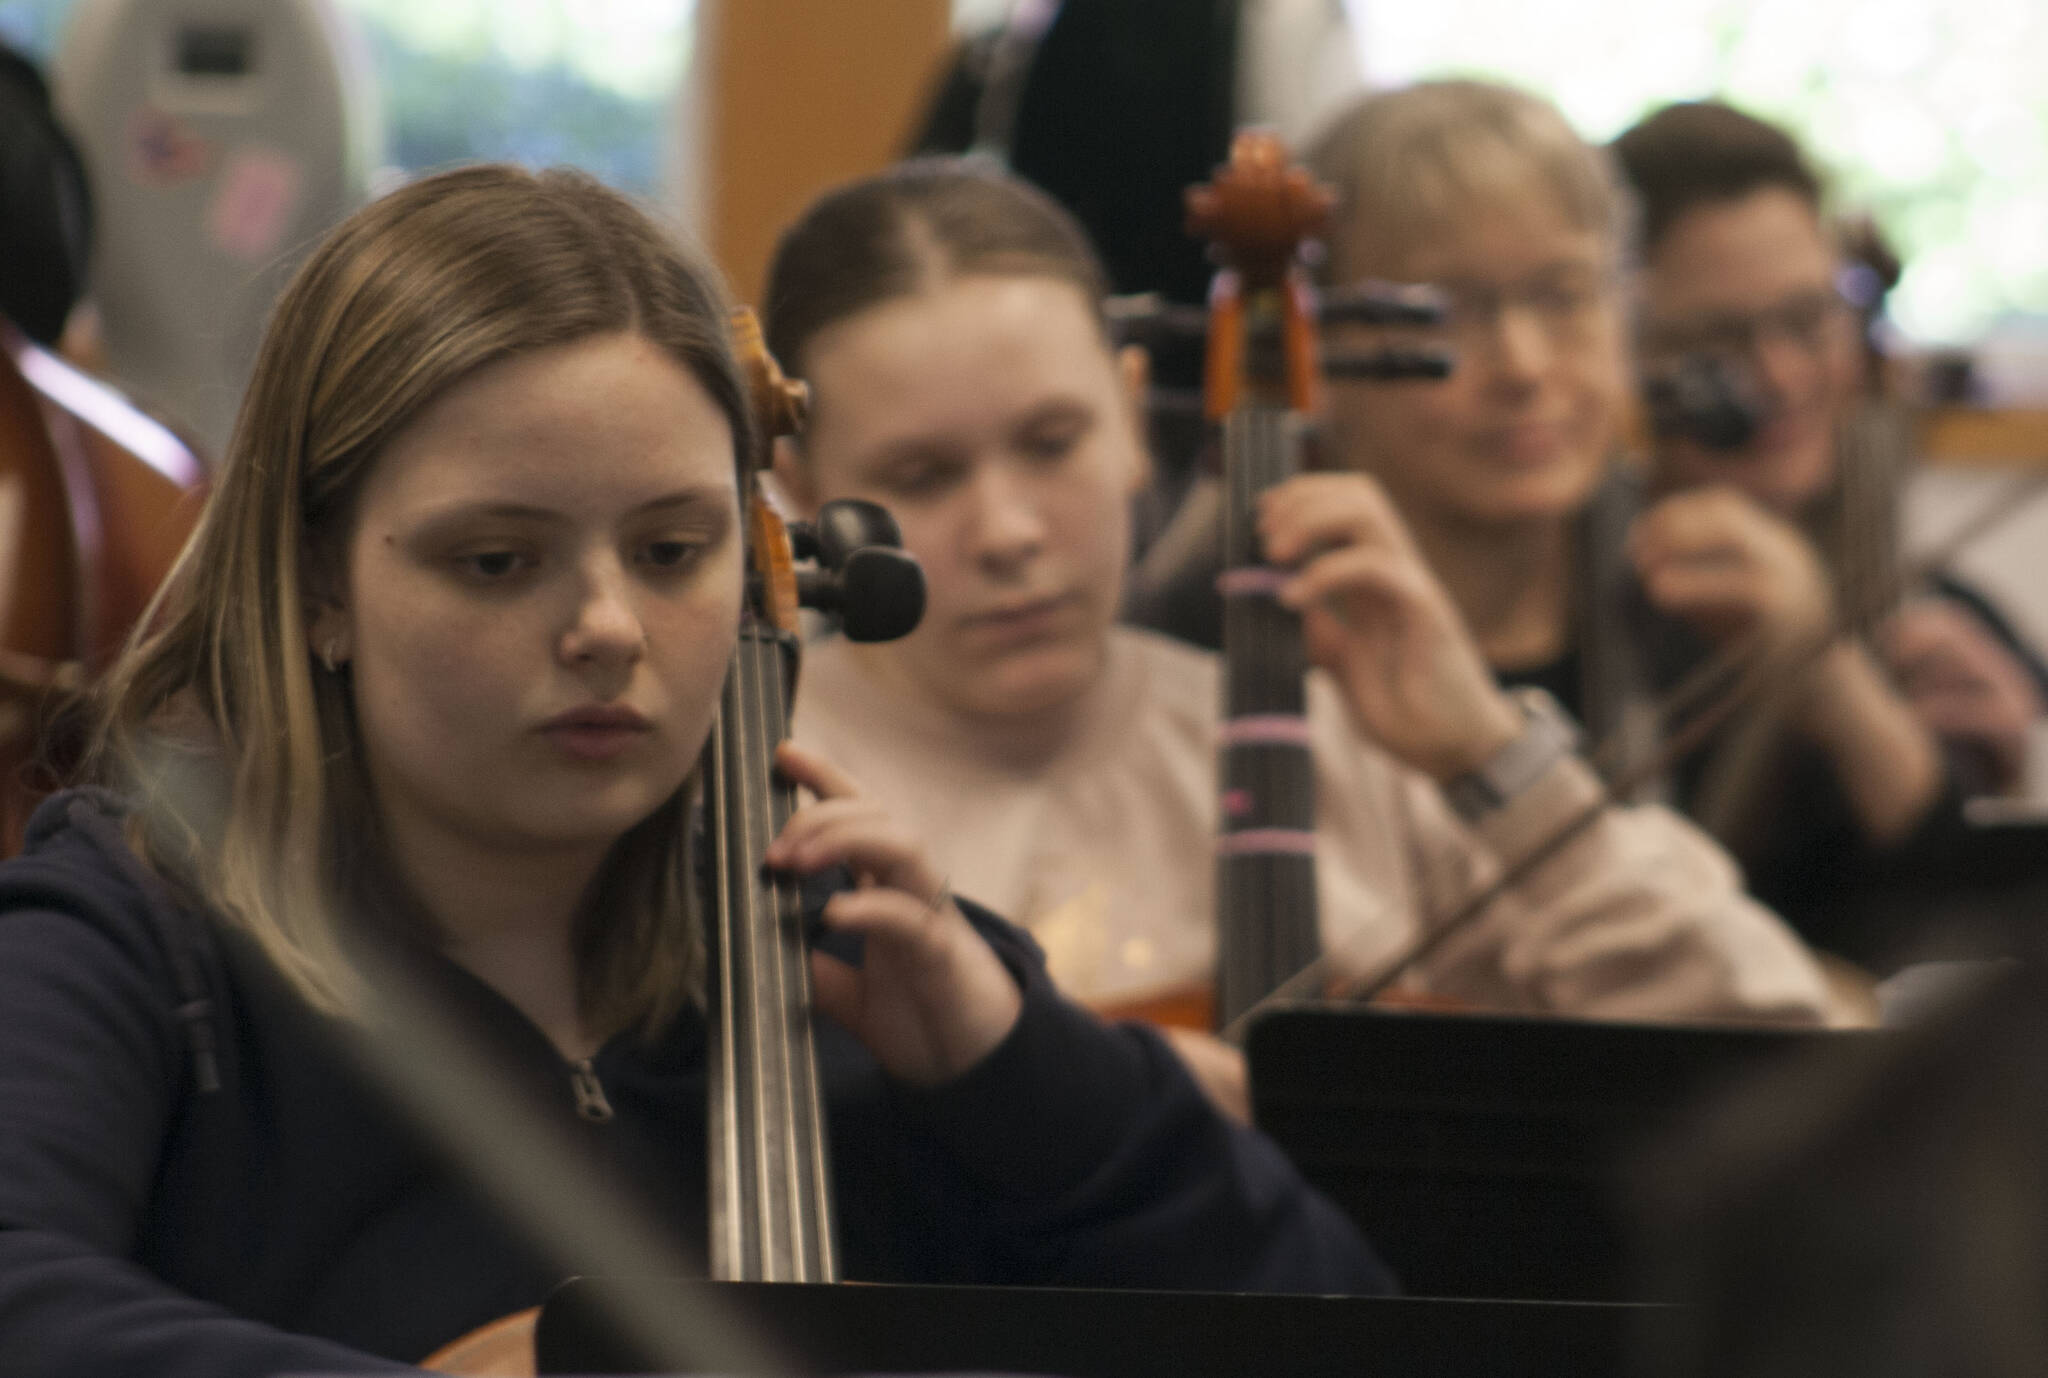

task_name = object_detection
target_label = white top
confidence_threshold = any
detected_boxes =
[792,626,1837,1025]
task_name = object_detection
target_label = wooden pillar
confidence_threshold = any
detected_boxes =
[692,0,952,309]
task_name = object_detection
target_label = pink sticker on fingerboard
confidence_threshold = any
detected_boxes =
[207,146,303,261]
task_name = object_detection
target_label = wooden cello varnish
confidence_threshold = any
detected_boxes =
[0,324,205,853]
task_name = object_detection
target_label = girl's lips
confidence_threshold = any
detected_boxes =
[540,704,651,731]
[1477,422,1570,468]
[960,593,1079,645]
[537,705,654,761]
[541,722,652,761]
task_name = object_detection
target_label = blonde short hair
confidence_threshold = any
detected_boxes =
[1309,79,1632,279]
[87,164,749,1038]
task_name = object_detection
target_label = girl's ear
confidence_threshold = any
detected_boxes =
[770,435,820,517]
[306,604,352,673]
[302,542,353,671]
[1115,343,1155,497]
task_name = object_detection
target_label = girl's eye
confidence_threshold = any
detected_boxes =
[640,539,700,570]
[880,463,959,498]
[1020,426,1082,462]
[456,550,533,581]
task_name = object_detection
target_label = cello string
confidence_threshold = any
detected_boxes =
[705,651,753,1279]
[1221,401,1320,1010]
[753,630,791,1264]
[749,629,794,1267]
[730,629,771,1274]
[743,619,824,1279]
[1220,466,2048,1041]
[763,619,837,1277]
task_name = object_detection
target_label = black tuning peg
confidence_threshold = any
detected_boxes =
[791,499,905,570]
[1324,347,1456,381]
[798,548,926,642]
[1320,281,1449,327]
[790,499,927,643]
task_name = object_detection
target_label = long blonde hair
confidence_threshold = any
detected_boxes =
[85,164,753,1038]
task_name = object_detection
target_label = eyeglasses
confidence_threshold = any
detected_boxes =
[1331,264,1617,354]
[1440,269,1617,346]
[1640,287,1852,362]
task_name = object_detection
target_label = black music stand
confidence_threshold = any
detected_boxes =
[1245,1005,1884,1302]
[536,1277,1661,1378]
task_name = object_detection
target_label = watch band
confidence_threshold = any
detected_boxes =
[1442,688,1582,824]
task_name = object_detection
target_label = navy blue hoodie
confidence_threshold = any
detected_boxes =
[0,790,1387,1376]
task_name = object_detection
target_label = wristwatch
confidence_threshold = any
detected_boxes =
[1442,688,1582,824]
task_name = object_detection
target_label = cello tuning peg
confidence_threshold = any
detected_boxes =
[811,499,905,569]
[1323,347,1456,381]
[786,522,818,562]
[835,548,925,643]
[795,548,927,643]
[791,500,927,643]
[1320,282,1449,327]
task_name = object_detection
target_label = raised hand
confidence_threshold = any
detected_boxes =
[1261,472,1521,782]
[1883,598,2045,794]
[1633,485,1949,840]
[763,741,1023,1086]
[1628,485,1834,655]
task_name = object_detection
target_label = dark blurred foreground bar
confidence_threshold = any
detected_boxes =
[537,1278,1664,1377]
[1248,1007,1890,1301]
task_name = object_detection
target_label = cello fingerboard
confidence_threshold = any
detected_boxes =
[1217,404,1320,1030]
[704,623,839,1283]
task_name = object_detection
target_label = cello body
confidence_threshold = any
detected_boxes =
[0,323,205,852]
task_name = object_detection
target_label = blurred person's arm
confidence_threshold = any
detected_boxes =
[1883,597,2046,797]
[1631,485,1941,844]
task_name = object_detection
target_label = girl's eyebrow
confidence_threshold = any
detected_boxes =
[864,438,967,473]
[409,488,735,531]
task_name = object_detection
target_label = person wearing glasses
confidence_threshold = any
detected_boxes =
[765,155,1840,1128]
[1130,80,2022,965]
[1613,101,2047,958]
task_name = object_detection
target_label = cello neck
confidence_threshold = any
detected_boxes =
[1189,134,1333,1030]
[699,315,927,1282]
[1215,398,1320,1029]
[703,593,839,1283]
[704,316,838,1284]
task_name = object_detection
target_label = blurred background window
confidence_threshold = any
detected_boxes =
[5,0,2042,346]
[1346,0,2048,347]
[1,0,687,198]
[340,0,687,197]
